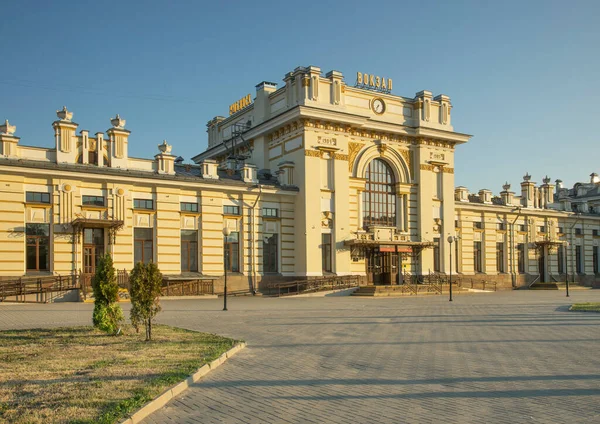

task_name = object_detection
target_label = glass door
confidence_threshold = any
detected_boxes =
[83,228,104,274]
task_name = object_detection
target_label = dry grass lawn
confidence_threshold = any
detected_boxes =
[570,302,600,312]
[0,325,237,424]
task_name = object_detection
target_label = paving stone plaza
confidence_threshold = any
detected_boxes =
[2,291,600,423]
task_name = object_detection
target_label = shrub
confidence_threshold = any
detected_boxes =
[129,262,163,341]
[91,254,124,335]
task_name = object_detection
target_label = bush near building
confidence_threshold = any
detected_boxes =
[92,254,124,335]
[129,262,163,341]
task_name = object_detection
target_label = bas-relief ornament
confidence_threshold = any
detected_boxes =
[399,149,412,176]
[305,150,323,158]
[333,153,348,161]
[321,211,333,229]
[348,142,364,171]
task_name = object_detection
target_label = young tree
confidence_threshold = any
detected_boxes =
[129,261,163,341]
[92,254,124,335]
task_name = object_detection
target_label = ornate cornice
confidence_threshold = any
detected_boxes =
[333,153,348,161]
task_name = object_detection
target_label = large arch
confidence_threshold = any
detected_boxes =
[352,142,410,183]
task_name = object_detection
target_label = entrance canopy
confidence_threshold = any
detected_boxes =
[71,218,124,231]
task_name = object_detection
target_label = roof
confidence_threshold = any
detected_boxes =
[0,158,299,192]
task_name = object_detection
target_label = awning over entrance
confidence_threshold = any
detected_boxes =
[71,218,124,231]
[343,239,434,249]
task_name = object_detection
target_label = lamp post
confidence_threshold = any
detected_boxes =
[222,227,231,311]
[447,235,458,302]
[565,241,570,298]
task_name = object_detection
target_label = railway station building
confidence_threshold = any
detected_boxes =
[0,65,599,293]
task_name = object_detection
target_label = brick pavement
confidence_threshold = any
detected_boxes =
[2,291,600,423]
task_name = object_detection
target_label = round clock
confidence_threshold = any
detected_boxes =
[372,98,386,114]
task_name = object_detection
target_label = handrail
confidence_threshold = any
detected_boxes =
[528,274,540,288]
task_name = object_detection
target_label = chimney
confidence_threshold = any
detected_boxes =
[106,114,130,169]
[326,70,344,106]
[455,186,469,202]
[155,140,175,175]
[500,182,514,205]
[0,120,19,157]
[53,106,78,163]
[479,189,493,204]
[241,163,258,184]
[520,173,536,208]
[201,159,219,179]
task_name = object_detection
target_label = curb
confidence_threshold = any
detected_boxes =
[119,342,247,424]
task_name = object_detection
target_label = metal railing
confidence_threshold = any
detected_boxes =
[161,279,215,296]
[0,273,80,302]
[267,275,360,297]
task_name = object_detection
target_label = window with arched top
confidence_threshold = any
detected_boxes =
[362,158,396,229]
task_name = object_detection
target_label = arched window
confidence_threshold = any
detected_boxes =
[363,159,396,229]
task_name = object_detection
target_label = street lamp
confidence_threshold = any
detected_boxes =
[447,235,459,302]
[222,227,231,311]
[565,241,570,298]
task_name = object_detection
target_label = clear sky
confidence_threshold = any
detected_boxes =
[1,0,598,194]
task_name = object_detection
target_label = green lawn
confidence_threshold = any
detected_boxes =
[0,325,237,424]
[569,303,600,312]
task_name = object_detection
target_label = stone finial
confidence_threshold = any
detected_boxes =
[110,114,126,129]
[158,140,172,154]
[56,106,73,121]
[502,181,511,191]
[0,120,16,135]
[543,175,551,184]
[523,172,531,182]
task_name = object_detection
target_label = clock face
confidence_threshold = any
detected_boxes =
[372,98,385,114]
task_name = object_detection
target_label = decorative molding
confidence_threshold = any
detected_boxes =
[442,167,454,174]
[399,149,412,173]
[305,150,323,158]
[420,164,434,171]
[333,153,348,161]
[348,142,364,171]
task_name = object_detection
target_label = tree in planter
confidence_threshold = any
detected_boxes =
[129,261,163,341]
[92,254,124,335]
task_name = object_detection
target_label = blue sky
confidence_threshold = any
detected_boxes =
[1,0,599,194]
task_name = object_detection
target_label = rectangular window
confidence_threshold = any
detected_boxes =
[558,246,565,274]
[517,244,525,274]
[263,234,278,273]
[575,227,582,235]
[433,238,441,272]
[223,205,240,215]
[518,224,526,232]
[474,241,482,273]
[180,202,198,213]
[575,245,582,274]
[593,246,598,275]
[134,228,153,264]
[473,221,483,230]
[496,222,506,231]
[558,227,564,234]
[26,224,50,272]
[82,195,105,207]
[538,226,546,233]
[26,192,50,204]
[593,229,599,237]
[181,230,198,272]
[224,231,239,272]
[263,208,278,218]
[134,199,154,210]
[455,220,459,228]
[322,233,332,273]
[496,242,504,273]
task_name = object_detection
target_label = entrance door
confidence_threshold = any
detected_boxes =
[538,248,546,282]
[367,249,399,285]
[83,228,105,274]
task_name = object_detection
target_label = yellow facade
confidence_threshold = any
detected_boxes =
[1,66,599,293]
